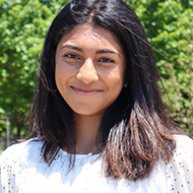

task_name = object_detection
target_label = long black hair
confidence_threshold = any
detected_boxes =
[30,0,182,180]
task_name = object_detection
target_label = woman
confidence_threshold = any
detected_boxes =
[0,0,193,192]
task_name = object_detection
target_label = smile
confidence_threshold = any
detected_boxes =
[70,86,103,95]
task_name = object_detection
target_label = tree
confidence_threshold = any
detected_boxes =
[129,0,193,135]
[0,0,192,149]
[0,0,67,146]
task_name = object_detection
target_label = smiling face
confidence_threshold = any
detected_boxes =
[55,24,125,118]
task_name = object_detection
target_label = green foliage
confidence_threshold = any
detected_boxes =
[0,0,65,141]
[0,0,192,146]
[128,0,193,136]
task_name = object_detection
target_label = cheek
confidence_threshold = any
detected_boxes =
[105,68,125,100]
[55,63,63,88]
[107,67,124,87]
[55,60,75,82]
[56,57,72,73]
[55,62,70,93]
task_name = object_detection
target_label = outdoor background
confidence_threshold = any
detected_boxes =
[0,0,193,153]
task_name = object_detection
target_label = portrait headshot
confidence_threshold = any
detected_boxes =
[0,0,192,192]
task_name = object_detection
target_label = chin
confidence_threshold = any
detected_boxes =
[72,107,105,117]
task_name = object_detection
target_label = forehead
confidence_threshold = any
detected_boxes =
[57,23,123,53]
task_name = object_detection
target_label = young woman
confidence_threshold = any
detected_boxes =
[1,0,193,192]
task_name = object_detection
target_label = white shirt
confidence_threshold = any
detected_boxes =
[0,135,193,193]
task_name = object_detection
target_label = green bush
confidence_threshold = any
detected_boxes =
[0,0,192,145]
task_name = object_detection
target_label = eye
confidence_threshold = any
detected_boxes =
[97,57,115,63]
[63,53,81,60]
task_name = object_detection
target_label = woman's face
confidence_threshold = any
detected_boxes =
[55,23,125,117]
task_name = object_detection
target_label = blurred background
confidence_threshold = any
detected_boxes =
[0,0,193,153]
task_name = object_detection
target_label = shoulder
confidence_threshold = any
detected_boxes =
[173,134,193,156]
[171,134,193,171]
[174,134,193,147]
[0,138,44,165]
[171,134,193,165]
[0,138,45,191]
[164,135,193,191]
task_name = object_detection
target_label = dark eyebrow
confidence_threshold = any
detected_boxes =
[60,44,83,52]
[96,49,119,55]
[61,45,119,56]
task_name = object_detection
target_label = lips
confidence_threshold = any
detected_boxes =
[70,86,103,95]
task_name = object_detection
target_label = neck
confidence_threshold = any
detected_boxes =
[73,113,103,154]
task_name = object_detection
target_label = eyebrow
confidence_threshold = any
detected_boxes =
[61,44,83,52]
[96,49,119,55]
[60,44,119,56]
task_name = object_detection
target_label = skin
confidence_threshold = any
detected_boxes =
[55,24,125,153]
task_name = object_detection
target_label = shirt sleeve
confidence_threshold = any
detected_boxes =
[165,135,193,192]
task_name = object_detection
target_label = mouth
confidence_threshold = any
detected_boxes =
[70,86,103,95]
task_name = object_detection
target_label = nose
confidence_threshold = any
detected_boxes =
[76,58,99,84]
